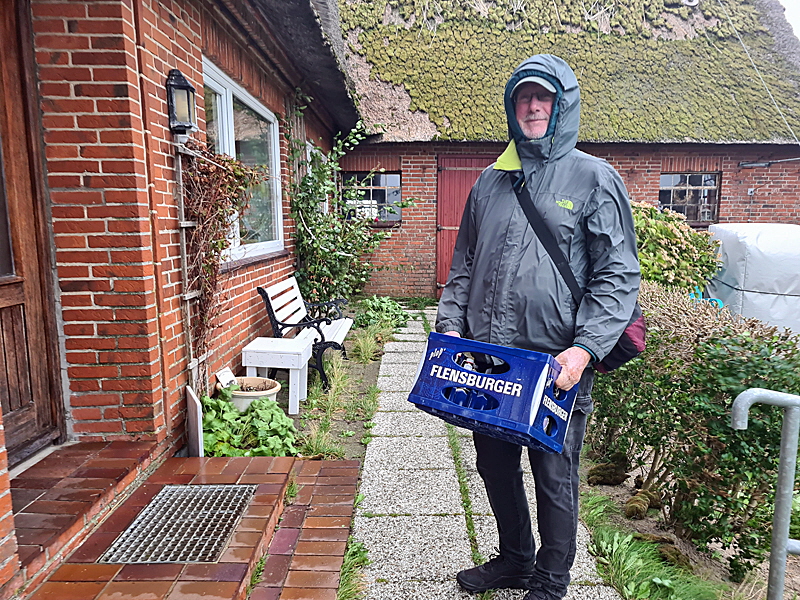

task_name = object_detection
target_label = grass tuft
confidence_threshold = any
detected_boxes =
[298,417,345,459]
[337,537,370,600]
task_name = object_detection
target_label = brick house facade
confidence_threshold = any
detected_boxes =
[0,0,355,596]
[342,142,800,298]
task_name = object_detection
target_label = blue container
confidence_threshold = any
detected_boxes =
[408,333,579,453]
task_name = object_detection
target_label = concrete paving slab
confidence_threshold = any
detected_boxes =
[377,392,416,412]
[393,332,428,341]
[358,468,463,515]
[362,436,454,471]
[354,515,473,583]
[378,361,423,378]
[365,579,474,600]
[371,410,448,437]
[384,341,428,353]
[377,373,419,392]
[398,321,426,333]
[379,351,425,365]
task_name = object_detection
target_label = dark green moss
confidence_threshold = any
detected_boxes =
[340,0,800,142]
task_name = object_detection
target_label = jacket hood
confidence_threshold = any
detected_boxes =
[504,54,580,163]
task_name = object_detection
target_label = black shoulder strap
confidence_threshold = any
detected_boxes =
[508,172,584,303]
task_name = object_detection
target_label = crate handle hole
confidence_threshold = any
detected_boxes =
[543,416,558,437]
[452,352,510,375]
[442,387,499,411]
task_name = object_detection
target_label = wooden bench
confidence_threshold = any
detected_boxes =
[256,276,353,390]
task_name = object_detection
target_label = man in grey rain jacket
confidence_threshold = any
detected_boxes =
[436,54,640,600]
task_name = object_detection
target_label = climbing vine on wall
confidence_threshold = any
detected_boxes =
[180,142,265,391]
[284,97,410,302]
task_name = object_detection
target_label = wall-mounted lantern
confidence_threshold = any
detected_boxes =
[166,69,196,137]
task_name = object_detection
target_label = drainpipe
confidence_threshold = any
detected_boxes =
[731,388,800,600]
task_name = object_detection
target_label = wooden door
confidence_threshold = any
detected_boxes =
[0,0,63,466]
[436,155,496,297]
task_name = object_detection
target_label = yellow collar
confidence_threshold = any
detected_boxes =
[493,140,522,171]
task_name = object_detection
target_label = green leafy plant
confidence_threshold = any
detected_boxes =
[631,201,721,290]
[354,296,409,328]
[588,280,800,579]
[285,96,412,303]
[201,385,297,457]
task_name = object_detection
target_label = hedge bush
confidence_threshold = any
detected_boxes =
[588,280,800,580]
[631,201,720,290]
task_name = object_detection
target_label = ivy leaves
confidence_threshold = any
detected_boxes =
[286,114,400,303]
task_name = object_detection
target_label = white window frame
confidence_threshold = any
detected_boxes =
[203,57,284,259]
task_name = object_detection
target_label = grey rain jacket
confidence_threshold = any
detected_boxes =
[436,54,641,370]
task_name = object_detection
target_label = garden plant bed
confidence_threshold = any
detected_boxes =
[581,461,800,599]
[270,350,381,462]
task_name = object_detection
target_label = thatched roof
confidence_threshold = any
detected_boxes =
[249,0,359,132]
[338,0,800,143]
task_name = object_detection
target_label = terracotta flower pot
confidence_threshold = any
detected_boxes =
[217,376,281,412]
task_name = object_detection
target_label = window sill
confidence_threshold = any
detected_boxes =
[370,221,402,229]
[220,248,291,274]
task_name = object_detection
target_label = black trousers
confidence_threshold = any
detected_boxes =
[474,409,588,597]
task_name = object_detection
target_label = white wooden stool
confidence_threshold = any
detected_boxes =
[242,336,313,415]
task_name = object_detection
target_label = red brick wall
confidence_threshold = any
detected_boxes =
[345,142,800,297]
[32,0,166,442]
[32,0,336,450]
[0,427,20,594]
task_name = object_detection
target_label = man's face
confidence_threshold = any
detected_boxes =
[514,82,555,139]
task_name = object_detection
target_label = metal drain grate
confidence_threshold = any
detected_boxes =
[100,484,257,563]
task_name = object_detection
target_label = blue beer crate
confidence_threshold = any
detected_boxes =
[407,333,579,453]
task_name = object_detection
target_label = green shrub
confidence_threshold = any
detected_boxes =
[588,280,800,580]
[202,386,297,457]
[354,295,409,329]
[632,201,721,289]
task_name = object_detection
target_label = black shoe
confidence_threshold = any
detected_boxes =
[522,584,563,600]
[456,555,534,592]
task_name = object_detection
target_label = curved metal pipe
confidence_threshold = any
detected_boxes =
[731,388,800,430]
[730,387,800,600]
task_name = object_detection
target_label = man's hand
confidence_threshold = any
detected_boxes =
[443,331,461,338]
[554,346,591,390]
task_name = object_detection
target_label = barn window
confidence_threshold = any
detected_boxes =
[341,172,402,225]
[658,173,720,225]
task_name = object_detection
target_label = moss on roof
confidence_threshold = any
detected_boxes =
[339,0,800,142]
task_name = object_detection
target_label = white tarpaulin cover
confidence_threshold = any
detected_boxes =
[705,223,800,333]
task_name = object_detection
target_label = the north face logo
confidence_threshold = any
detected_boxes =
[556,198,574,210]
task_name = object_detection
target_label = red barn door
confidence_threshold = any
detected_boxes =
[436,156,496,297]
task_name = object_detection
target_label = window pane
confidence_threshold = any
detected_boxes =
[233,97,276,244]
[203,86,220,154]
[659,174,674,187]
[341,171,402,223]
[688,174,703,186]
[685,203,699,221]
[658,190,671,207]
[703,174,717,186]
